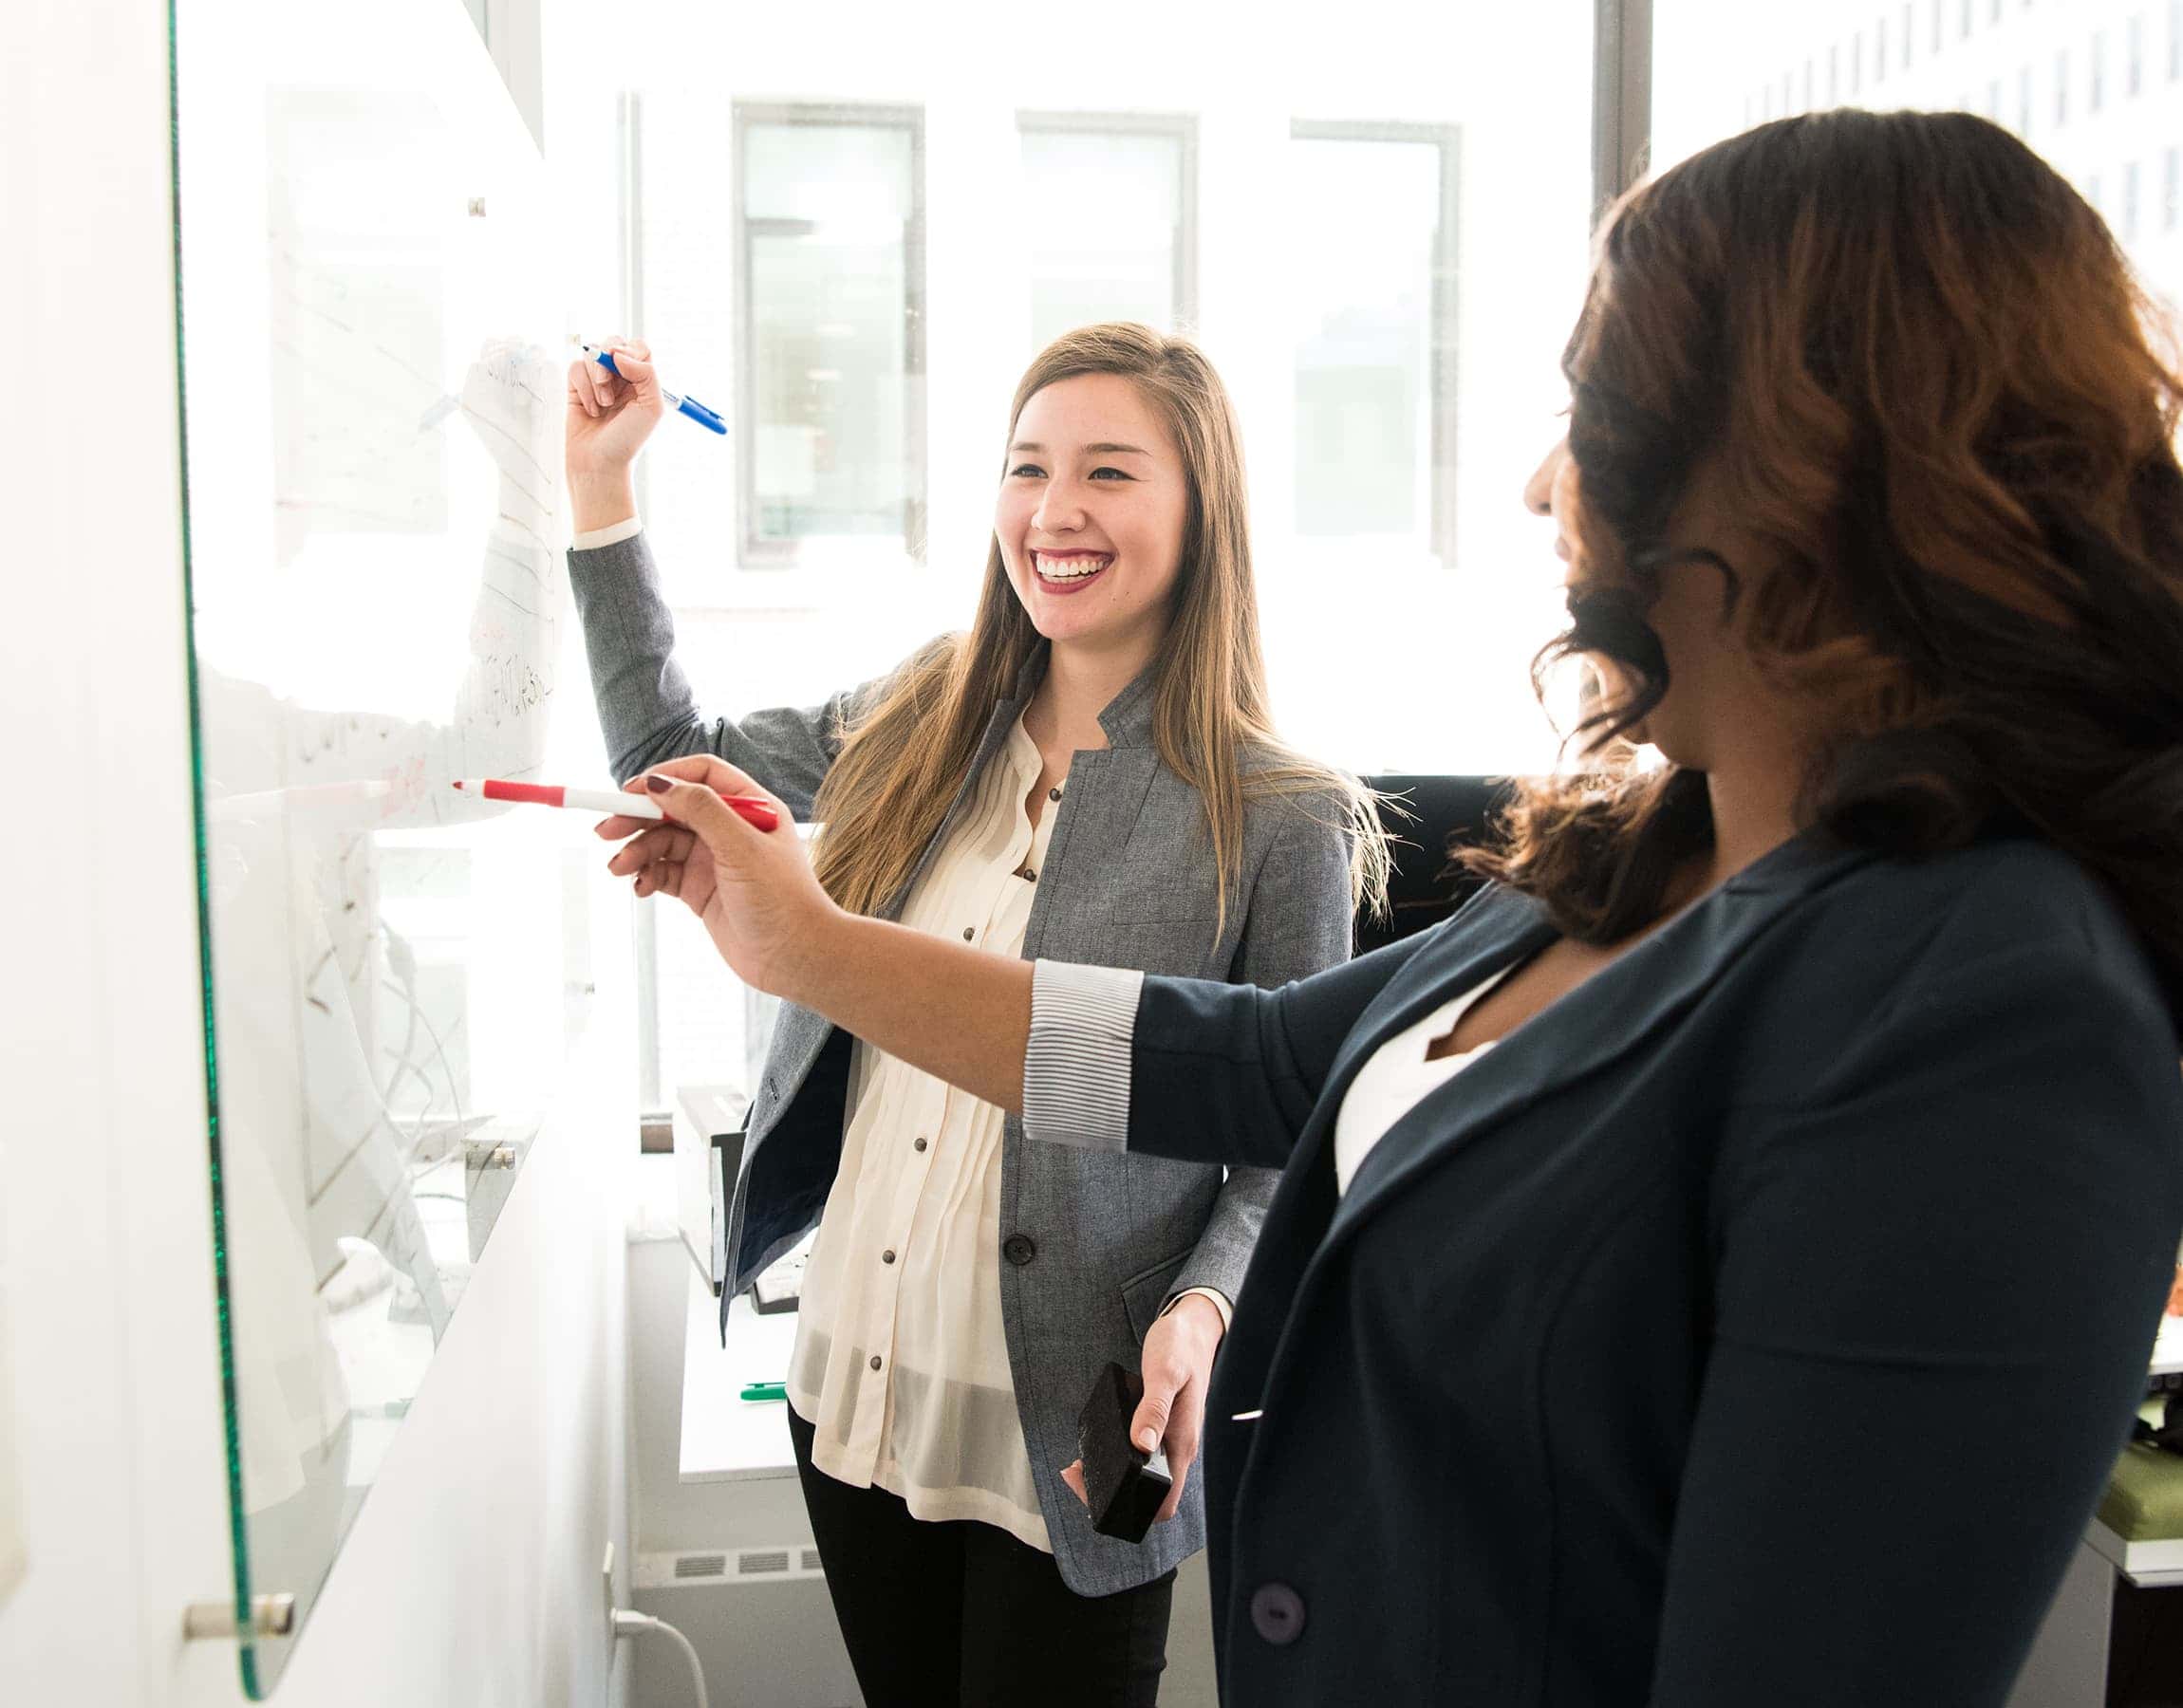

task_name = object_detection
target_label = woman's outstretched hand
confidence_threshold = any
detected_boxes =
[597,754,834,999]
[604,754,1036,1118]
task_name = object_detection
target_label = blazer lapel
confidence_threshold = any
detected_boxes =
[1321,834,1878,1252]
[878,696,1025,922]
[1209,889,1558,1408]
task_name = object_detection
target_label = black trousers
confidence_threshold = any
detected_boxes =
[789,1406,1176,1707]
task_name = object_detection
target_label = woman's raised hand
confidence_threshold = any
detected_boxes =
[565,335,664,528]
[598,755,835,998]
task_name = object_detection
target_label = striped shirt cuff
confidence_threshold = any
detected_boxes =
[1024,960,1145,1151]
[571,515,643,551]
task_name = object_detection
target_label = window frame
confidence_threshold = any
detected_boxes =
[1013,108,1201,340]
[731,100,929,570]
[1288,117,1465,566]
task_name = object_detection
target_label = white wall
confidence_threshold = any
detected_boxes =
[0,3,635,1705]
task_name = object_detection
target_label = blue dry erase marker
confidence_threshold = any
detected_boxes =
[578,343,727,435]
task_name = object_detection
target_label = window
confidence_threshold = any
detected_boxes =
[734,104,925,565]
[1290,123,1461,565]
[1961,0,1973,36]
[1987,79,2002,120]
[1903,2,1915,66]
[618,3,1600,1106]
[1804,57,1816,106]
[2094,31,2108,111]
[1875,17,1889,82]
[1017,115,1196,354]
[1830,43,1841,102]
[1932,0,1944,53]
[1653,3,2183,317]
[1852,32,1864,95]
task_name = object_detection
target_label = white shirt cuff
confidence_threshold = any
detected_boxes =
[1023,960,1144,1152]
[1161,1287,1233,1333]
[571,515,643,551]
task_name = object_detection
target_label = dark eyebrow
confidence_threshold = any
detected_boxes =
[1007,440,1154,457]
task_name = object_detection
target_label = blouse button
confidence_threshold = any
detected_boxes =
[913,1137,928,1152]
[869,1355,883,1371]
[962,926,975,940]
[1048,787,1062,802]
[882,1249,897,1265]
[1019,865,1036,882]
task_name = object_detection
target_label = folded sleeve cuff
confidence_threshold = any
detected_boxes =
[1024,960,1144,1152]
[571,515,644,551]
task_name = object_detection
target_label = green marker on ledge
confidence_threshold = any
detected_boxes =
[740,1381,787,1403]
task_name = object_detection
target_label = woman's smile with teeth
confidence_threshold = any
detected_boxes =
[1034,550,1113,583]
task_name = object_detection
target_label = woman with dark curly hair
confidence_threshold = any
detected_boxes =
[599,110,2183,1705]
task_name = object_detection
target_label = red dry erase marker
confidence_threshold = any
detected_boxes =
[451,777,779,832]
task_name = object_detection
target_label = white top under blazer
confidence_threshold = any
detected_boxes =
[1331,967,1509,1195]
[785,715,1224,1551]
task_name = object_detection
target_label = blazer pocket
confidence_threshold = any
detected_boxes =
[1120,1246,1197,1344]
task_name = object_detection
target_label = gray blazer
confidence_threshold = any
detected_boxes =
[569,532,1356,1594]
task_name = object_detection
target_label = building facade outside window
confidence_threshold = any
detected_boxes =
[1665,2,2183,346]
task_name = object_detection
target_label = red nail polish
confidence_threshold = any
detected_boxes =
[645,774,671,792]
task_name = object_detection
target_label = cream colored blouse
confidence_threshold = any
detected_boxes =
[785,715,1062,1550]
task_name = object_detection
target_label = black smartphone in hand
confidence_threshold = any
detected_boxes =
[1077,1362,1173,1543]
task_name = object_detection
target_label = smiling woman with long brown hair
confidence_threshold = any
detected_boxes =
[562,322,1381,1706]
[604,112,2183,1705]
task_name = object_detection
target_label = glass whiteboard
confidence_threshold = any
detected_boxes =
[173,0,588,1689]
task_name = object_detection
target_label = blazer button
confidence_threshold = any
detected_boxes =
[1249,1582,1306,1646]
[1002,1234,1036,1267]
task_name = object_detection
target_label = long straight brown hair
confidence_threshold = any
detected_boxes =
[810,323,1386,927]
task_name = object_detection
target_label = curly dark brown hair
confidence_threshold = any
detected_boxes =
[1465,109,2183,1006]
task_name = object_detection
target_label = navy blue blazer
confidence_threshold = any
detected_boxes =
[1119,833,2183,1705]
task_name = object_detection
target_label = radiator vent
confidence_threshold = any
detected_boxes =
[636,1547,830,1590]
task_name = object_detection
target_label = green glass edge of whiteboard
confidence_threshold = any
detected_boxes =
[165,0,264,1693]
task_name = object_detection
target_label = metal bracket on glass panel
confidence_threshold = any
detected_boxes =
[182,1594,296,1642]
